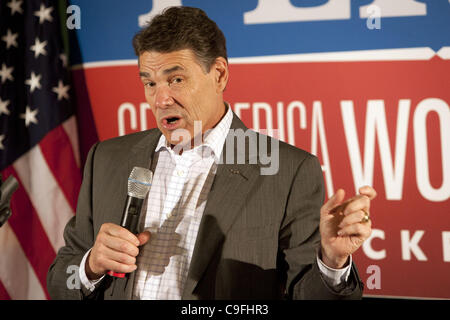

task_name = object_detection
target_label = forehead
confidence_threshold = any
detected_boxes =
[138,49,203,76]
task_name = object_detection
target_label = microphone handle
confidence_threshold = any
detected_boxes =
[108,196,144,278]
[120,196,144,233]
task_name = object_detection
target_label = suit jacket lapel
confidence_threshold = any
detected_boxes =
[127,130,162,178]
[182,114,261,298]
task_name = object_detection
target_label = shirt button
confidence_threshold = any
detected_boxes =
[177,170,184,177]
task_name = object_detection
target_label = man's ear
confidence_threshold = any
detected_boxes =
[212,57,229,93]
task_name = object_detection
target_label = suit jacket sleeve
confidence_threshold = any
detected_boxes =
[47,143,101,300]
[279,153,364,299]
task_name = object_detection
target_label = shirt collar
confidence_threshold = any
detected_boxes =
[155,102,233,159]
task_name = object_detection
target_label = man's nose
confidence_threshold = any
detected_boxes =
[154,85,174,109]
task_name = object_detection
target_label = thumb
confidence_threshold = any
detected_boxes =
[137,231,151,246]
[322,189,345,214]
[359,185,377,200]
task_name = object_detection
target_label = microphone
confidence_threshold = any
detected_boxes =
[0,175,19,228]
[108,167,153,278]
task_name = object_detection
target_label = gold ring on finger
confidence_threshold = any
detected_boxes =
[361,210,370,223]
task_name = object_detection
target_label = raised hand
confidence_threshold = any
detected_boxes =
[319,186,377,269]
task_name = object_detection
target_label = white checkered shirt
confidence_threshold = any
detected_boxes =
[132,105,233,299]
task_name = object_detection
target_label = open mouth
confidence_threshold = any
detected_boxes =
[161,116,182,129]
[166,117,179,124]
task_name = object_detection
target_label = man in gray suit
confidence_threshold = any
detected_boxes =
[47,6,376,300]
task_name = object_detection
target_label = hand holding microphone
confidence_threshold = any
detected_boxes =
[85,167,152,280]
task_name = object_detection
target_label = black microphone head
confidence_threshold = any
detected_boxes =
[0,175,18,228]
[127,167,152,199]
[0,175,19,202]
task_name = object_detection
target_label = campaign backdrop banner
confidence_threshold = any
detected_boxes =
[69,0,450,299]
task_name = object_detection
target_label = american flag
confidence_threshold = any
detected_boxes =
[0,0,82,299]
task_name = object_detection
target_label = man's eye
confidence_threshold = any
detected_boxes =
[170,77,183,84]
[144,82,155,88]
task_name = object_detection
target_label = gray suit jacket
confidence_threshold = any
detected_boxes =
[47,113,363,300]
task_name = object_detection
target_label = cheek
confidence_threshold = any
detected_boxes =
[189,82,215,113]
[150,107,159,125]
[144,90,154,105]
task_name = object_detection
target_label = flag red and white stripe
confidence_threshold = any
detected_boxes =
[0,116,81,299]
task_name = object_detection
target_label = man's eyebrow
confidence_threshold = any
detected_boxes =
[139,71,151,78]
[163,65,184,74]
[139,66,184,78]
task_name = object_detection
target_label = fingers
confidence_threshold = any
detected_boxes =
[342,194,370,216]
[104,223,140,247]
[359,185,377,200]
[101,234,140,257]
[92,245,138,274]
[137,231,151,246]
[337,217,372,238]
[105,261,137,274]
[321,189,345,214]
[87,223,147,277]
[320,187,375,263]
[339,210,369,229]
[337,194,371,237]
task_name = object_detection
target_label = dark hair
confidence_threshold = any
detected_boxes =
[132,6,227,72]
